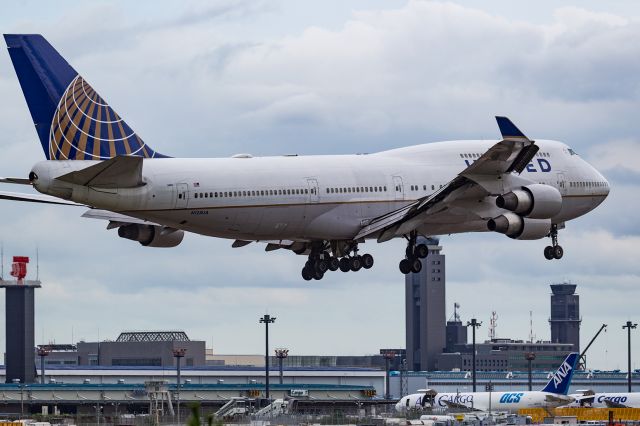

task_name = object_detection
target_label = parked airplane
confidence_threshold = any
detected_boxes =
[396,352,579,413]
[1,35,610,280]
[566,390,640,408]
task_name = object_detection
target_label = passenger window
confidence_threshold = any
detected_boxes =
[204,193,208,198]
[432,185,435,190]
[178,194,182,199]
[384,186,387,191]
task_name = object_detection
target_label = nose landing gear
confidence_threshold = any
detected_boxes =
[544,224,564,260]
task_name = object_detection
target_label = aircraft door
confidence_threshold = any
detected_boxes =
[175,183,189,208]
[307,178,319,203]
[392,176,404,200]
[556,173,567,196]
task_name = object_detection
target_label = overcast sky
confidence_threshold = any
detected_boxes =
[0,0,639,371]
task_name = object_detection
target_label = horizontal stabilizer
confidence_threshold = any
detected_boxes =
[55,156,144,188]
[0,190,81,206]
[0,177,32,185]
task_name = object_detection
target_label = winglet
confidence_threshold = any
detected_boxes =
[541,352,580,395]
[496,116,528,140]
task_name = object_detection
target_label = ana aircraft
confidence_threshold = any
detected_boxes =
[566,390,640,408]
[396,352,579,413]
[1,35,610,280]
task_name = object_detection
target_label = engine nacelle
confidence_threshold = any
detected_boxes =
[118,224,184,247]
[496,184,562,219]
[487,212,551,240]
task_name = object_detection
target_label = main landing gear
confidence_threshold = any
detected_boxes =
[544,224,563,260]
[301,245,374,281]
[399,232,429,274]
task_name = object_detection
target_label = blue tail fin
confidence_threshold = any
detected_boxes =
[540,352,579,395]
[4,34,167,160]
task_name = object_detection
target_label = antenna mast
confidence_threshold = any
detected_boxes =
[529,311,536,343]
[489,311,498,340]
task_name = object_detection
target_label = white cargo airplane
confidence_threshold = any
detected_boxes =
[396,353,579,413]
[566,390,640,408]
[1,35,610,280]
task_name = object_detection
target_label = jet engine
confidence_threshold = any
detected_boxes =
[496,184,562,219]
[117,224,184,247]
[487,212,551,240]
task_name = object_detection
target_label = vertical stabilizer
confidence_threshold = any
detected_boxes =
[4,34,167,160]
[541,352,579,395]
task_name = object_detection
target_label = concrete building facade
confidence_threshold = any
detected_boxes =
[76,331,206,367]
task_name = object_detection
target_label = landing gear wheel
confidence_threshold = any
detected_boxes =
[313,269,324,280]
[399,258,412,274]
[544,246,554,260]
[410,258,422,273]
[350,256,363,272]
[315,259,329,273]
[339,258,351,272]
[415,244,429,259]
[405,246,414,258]
[328,257,340,271]
[361,254,374,269]
[553,245,564,260]
[301,267,314,281]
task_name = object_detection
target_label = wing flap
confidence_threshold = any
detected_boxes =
[56,156,144,188]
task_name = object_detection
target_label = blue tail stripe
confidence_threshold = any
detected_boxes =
[4,34,169,160]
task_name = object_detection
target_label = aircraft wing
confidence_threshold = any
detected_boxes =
[441,400,481,412]
[545,394,574,405]
[354,116,537,242]
[81,209,161,228]
[604,399,629,409]
[0,190,83,206]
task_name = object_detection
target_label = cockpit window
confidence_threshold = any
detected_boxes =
[568,148,578,156]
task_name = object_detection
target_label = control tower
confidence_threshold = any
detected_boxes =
[405,237,445,371]
[0,256,41,383]
[549,283,581,352]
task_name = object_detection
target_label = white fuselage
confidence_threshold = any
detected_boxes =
[31,139,609,242]
[396,390,571,413]
[566,393,640,408]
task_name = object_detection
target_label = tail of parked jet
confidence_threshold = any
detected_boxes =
[4,34,167,160]
[540,352,579,395]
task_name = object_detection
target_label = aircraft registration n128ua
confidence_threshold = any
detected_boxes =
[396,352,580,413]
[1,35,610,280]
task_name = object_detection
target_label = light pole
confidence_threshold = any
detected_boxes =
[382,351,396,399]
[623,321,637,392]
[525,352,536,391]
[173,348,186,425]
[260,314,276,400]
[37,347,50,384]
[275,348,289,385]
[467,318,482,392]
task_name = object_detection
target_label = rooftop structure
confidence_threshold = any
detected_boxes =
[116,331,190,343]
